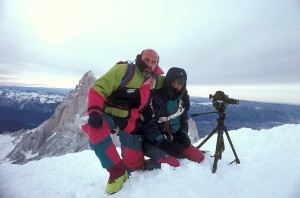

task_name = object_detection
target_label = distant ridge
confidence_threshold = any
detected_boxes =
[189,98,300,137]
[0,86,69,133]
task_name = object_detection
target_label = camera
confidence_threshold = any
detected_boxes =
[209,91,239,112]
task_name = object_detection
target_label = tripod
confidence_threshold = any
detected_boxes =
[195,111,240,173]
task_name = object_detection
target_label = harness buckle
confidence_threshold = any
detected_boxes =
[111,126,120,135]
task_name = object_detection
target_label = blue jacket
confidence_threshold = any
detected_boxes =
[142,67,190,145]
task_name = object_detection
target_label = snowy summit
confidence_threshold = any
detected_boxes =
[1,124,299,198]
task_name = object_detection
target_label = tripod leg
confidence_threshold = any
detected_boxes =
[196,127,218,149]
[212,127,223,173]
[224,127,240,164]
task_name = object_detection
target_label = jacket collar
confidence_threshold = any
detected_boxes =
[153,66,164,75]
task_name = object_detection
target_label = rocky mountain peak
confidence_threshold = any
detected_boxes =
[6,71,97,164]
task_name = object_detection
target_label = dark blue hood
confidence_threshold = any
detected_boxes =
[163,67,187,100]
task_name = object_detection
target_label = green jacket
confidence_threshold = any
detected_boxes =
[91,63,164,129]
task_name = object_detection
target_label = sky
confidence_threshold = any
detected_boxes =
[0,0,300,104]
[1,124,300,198]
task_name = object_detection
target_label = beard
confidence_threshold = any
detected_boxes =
[142,67,153,78]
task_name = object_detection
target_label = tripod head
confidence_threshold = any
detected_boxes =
[209,91,239,112]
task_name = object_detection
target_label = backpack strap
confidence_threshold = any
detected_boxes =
[117,63,135,90]
[117,62,159,90]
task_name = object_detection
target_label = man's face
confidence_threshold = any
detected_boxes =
[141,50,159,75]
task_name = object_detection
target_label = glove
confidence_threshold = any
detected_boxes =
[88,112,103,129]
[182,145,204,163]
[157,155,180,167]
[158,140,185,158]
[175,132,191,148]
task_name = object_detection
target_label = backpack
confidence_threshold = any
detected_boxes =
[117,61,160,90]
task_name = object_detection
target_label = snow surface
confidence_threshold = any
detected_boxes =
[1,124,300,198]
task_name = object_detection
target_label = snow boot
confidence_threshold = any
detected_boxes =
[106,161,129,195]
